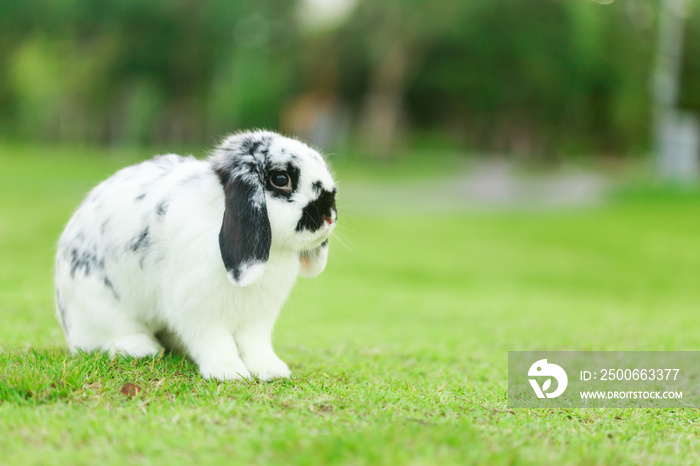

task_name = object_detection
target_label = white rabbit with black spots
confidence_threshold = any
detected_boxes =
[54,131,337,381]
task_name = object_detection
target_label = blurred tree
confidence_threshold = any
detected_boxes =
[0,0,300,145]
[399,0,656,156]
[680,0,700,110]
[0,0,697,160]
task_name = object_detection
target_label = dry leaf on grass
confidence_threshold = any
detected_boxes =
[120,383,143,398]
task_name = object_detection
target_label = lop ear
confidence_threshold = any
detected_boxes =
[299,241,329,279]
[219,176,271,286]
[213,135,272,287]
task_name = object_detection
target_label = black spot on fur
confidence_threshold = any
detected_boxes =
[241,137,261,155]
[240,134,272,160]
[103,276,120,301]
[68,247,105,278]
[129,227,151,269]
[156,200,169,218]
[296,188,337,232]
[321,239,328,247]
[130,227,150,253]
[312,181,323,193]
[135,193,146,201]
[216,135,276,187]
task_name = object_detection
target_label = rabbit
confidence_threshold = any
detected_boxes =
[54,130,337,381]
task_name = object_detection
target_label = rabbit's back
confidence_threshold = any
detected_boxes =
[54,154,209,340]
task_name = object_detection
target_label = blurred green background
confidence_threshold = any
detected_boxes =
[1,0,700,160]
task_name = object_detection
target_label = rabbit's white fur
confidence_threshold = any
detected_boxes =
[54,131,337,381]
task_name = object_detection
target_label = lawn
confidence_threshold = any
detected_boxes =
[1,144,700,465]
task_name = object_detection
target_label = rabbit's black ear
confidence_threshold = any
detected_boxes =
[213,135,272,286]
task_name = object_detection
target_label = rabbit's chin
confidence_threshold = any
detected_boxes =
[309,223,335,248]
[286,229,333,253]
[279,219,334,251]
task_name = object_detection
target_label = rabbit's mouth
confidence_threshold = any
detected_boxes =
[322,219,336,236]
[308,219,336,248]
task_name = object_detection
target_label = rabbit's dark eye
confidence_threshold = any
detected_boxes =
[269,172,292,193]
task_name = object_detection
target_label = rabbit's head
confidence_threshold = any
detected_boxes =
[211,131,337,286]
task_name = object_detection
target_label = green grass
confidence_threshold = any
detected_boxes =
[1,144,700,465]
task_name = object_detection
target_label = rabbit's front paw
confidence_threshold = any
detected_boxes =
[246,357,291,381]
[109,334,163,358]
[199,361,251,381]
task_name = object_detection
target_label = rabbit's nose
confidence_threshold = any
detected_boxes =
[324,216,333,226]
